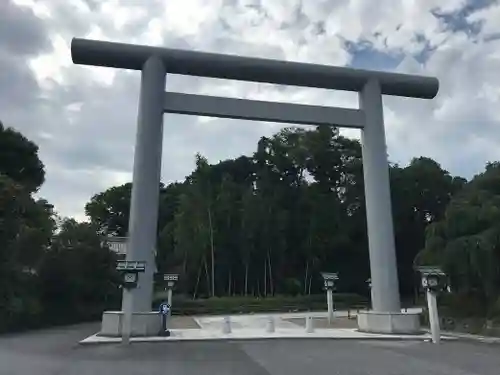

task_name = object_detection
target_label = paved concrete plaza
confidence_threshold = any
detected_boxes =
[82,310,435,343]
[1,322,500,374]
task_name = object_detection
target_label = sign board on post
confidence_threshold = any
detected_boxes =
[162,273,179,307]
[115,260,146,345]
[321,272,339,289]
[117,261,146,289]
[163,274,179,282]
[416,266,447,293]
[321,272,339,281]
[163,274,178,288]
[117,260,146,271]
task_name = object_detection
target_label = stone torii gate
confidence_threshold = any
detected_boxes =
[71,38,438,335]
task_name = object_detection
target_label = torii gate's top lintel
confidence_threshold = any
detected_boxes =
[71,38,439,99]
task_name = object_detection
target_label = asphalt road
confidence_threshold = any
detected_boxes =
[1,323,500,374]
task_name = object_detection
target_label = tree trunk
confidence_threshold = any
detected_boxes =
[263,258,267,296]
[203,256,210,297]
[193,260,202,300]
[207,207,215,297]
[182,249,188,274]
[304,260,309,295]
[305,229,313,295]
[267,249,274,296]
[244,262,249,296]
[226,213,231,296]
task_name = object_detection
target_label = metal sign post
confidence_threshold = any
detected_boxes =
[158,302,171,336]
[321,272,339,324]
[116,260,146,345]
[366,278,374,309]
[416,266,449,344]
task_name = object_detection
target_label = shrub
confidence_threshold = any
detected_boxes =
[152,293,368,315]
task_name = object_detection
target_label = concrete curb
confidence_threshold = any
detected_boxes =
[79,330,456,345]
[79,310,430,346]
[435,330,500,345]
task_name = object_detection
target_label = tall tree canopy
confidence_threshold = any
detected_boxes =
[0,121,45,192]
[0,121,119,332]
[390,157,467,295]
[7,118,500,330]
[417,162,500,311]
[86,126,467,300]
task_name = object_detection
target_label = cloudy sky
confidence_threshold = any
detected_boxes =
[1,0,499,221]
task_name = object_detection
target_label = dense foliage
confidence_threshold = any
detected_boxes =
[2,118,499,332]
[0,122,120,332]
[417,162,500,316]
[85,126,466,301]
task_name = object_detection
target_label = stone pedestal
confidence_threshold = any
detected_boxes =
[357,311,421,334]
[100,311,161,337]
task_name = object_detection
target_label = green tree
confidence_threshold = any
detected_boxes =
[213,174,242,295]
[391,157,466,296]
[86,181,184,246]
[85,183,133,236]
[38,219,120,321]
[0,174,55,331]
[417,162,500,310]
[155,182,184,274]
[84,125,469,301]
[239,185,259,295]
[0,121,45,193]
[173,191,207,298]
[0,122,126,331]
[172,154,217,297]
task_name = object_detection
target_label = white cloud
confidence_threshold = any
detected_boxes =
[162,0,224,37]
[2,0,499,220]
[467,2,500,36]
[12,0,52,18]
[29,33,72,87]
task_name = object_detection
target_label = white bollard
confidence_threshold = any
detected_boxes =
[266,316,275,333]
[222,316,232,334]
[305,316,315,333]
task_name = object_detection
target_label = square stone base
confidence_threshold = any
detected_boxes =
[100,311,162,337]
[357,311,421,334]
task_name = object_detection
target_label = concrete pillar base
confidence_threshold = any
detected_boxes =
[100,311,161,337]
[357,311,421,334]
